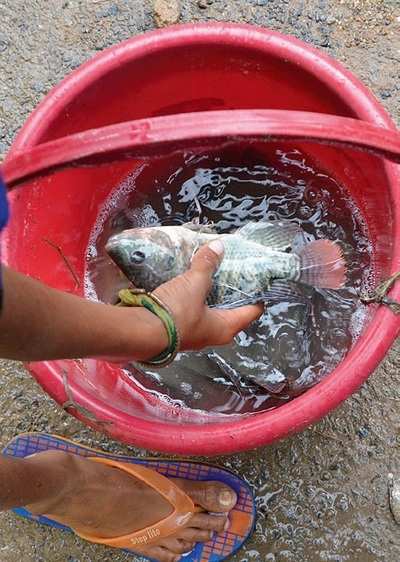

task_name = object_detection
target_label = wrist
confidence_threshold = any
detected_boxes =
[112,306,169,363]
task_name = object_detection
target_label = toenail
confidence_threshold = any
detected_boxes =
[224,518,230,531]
[219,490,234,507]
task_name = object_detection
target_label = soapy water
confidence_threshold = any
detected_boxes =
[85,146,372,418]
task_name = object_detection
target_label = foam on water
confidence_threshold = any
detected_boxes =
[84,163,147,301]
[84,146,373,419]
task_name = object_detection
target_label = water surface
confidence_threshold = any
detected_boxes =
[85,146,372,419]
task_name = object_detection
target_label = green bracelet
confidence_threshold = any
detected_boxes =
[116,288,180,368]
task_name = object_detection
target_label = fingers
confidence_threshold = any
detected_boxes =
[185,240,224,302]
[189,240,224,276]
[221,303,264,334]
[204,303,264,346]
[155,238,264,352]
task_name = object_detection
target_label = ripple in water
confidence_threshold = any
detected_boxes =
[85,146,372,419]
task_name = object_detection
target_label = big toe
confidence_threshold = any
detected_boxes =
[175,479,237,512]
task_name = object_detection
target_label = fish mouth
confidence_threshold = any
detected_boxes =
[105,232,127,254]
[104,234,131,267]
[105,238,118,255]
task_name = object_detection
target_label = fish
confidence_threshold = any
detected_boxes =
[105,220,346,308]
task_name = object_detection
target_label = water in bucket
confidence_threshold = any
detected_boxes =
[85,145,372,418]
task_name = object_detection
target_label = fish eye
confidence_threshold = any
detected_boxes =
[130,250,146,264]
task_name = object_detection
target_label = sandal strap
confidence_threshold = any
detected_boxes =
[74,458,195,548]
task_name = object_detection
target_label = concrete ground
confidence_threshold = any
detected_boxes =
[0,1,399,560]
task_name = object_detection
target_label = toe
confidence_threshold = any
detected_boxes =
[179,528,214,543]
[189,513,228,533]
[175,479,237,512]
[179,540,195,553]
[160,538,195,554]
[137,545,180,562]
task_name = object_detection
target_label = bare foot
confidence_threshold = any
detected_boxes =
[25,451,237,562]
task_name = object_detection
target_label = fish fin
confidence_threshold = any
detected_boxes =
[210,297,261,309]
[237,220,302,251]
[209,281,309,309]
[208,281,257,308]
[263,280,311,306]
[204,350,244,394]
[182,221,217,234]
[257,370,287,394]
[299,240,346,289]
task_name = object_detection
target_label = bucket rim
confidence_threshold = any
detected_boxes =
[7,22,400,455]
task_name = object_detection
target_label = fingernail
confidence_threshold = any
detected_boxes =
[219,489,234,507]
[208,239,224,256]
[224,518,231,531]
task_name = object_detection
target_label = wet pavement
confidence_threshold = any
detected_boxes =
[0,1,399,560]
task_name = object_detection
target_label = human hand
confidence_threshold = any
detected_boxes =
[153,240,264,352]
[0,261,259,364]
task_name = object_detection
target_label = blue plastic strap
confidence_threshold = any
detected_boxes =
[0,173,9,231]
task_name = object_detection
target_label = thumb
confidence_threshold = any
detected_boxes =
[187,239,224,301]
[189,239,224,276]
[215,303,264,336]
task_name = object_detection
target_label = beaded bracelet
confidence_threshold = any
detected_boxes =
[116,288,180,368]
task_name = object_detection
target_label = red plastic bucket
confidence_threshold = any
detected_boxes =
[4,23,400,455]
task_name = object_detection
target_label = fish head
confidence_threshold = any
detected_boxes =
[105,227,180,291]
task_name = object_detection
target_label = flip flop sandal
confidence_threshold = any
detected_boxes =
[2,433,256,561]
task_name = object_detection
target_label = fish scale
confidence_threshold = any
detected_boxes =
[208,235,299,307]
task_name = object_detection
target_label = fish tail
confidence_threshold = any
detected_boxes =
[298,240,346,289]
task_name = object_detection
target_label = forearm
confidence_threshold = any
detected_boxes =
[0,267,167,362]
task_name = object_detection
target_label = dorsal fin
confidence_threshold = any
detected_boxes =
[237,220,302,251]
